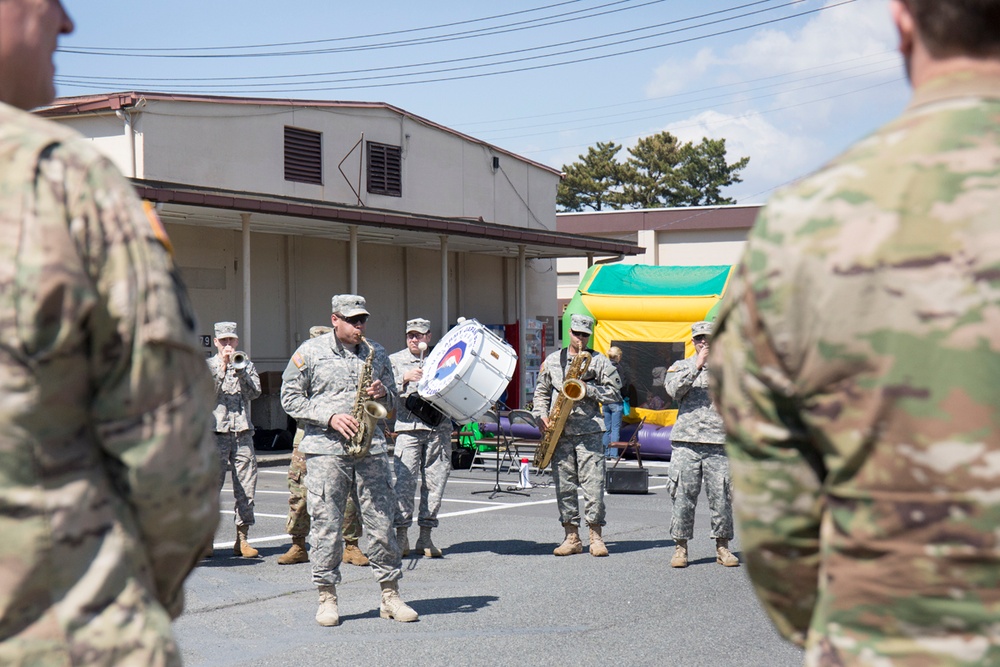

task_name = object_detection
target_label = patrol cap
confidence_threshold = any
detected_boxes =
[691,321,714,338]
[309,325,332,339]
[569,314,594,334]
[214,321,238,339]
[406,318,431,334]
[331,294,369,318]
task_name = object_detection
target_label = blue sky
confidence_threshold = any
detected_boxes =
[54,0,909,204]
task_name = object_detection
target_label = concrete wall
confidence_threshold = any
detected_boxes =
[556,228,751,303]
[83,100,562,230]
[168,220,525,374]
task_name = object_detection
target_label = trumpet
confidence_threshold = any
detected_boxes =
[231,351,249,370]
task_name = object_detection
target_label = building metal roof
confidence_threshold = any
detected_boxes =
[136,179,641,260]
[557,204,762,234]
[36,91,562,175]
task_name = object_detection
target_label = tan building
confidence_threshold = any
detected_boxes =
[38,91,640,414]
[555,204,761,313]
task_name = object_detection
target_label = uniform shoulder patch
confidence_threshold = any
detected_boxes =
[292,352,306,369]
[143,200,174,256]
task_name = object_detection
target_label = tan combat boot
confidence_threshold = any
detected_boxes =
[396,527,410,557]
[315,585,339,627]
[553,523,583,556]
[234,525,259,558]
[588,524,609,557]
[716,539,740,567]
[343,539,370,566]
[671,539,688,568]
[414,526,443,558]
[278,536,309,565]
[379,581,419,622]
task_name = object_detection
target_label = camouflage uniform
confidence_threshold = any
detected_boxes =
[390,346,454,530]
[280,331,401,586]
[208,344,261,527]
[286,427,363,542]
[533,348,622,527]
[664,354,733,542]
[709,71,1000,665]
[0,102,219,665]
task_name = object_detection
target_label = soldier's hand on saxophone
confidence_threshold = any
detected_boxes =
[280,294,418,627]
[532,314,622,559]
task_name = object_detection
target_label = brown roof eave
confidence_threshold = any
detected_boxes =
[133,181,641,257]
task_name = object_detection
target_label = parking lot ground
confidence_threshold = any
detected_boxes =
[176,453,804,667]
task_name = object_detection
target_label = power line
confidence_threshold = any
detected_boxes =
[55,0,854,93]
[452,49,898,130]
[478,61,900,141]
[58,0,672,58]
[520,76,904,160]
[60,0,592,52]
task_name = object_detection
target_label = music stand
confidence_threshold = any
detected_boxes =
[472,404,530,498]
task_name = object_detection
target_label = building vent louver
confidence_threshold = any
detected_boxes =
[284,126,323,185]
[366,141,402,197]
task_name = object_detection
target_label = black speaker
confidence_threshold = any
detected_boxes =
[606,467,649,494]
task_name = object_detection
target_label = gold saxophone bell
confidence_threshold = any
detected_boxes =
[231,351,248,370]
[561,378,586,401]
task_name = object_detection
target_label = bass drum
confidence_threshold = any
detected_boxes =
[418,319,517,424]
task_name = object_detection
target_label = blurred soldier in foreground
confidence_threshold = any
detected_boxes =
[278,325,369,568]
[281,295,417,627]
[533,314,621,557]
[0,1,219,663]
[391,317,454,558]
[664,321,739,569]
[208,321,261,558]
[710,1,1000,664]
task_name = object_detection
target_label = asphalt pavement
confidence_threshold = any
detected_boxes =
[175,451,804,667]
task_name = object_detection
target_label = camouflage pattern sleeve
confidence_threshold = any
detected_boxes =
[280,342,328,427]
[586,353,622,405]
[709,266,823,645]
[373,342,398,414]
[240,358,262,402]
[532,351,557,422]
[49,146,219,617]
[709,73,1000,664]
[664,357,698,401]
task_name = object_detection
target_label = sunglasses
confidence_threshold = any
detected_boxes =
[693,335,709,343]
[571,330,591,338]
[341,314,369,326]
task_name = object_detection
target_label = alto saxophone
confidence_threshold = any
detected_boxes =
[534,350,591,470]
[345,336,389,458]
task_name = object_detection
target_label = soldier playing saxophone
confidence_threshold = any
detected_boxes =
[280,294,417,627]
[533,314,621,557]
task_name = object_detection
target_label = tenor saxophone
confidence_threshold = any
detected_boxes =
[344,336,389,458]
[534,350,591,470]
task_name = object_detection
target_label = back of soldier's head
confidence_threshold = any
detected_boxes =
[906,0,1000,58]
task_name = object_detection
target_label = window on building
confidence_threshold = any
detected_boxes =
[284,126,323,185]
[367,141,402,197]
[558,272,581,288]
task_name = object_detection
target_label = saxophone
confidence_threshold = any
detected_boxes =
[344,336,389,458]
[534,350,591,469]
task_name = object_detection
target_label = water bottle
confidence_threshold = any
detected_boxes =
[519,457,532,489]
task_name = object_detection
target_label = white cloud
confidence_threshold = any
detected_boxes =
[645,47,719,98]
[659,110,823,202]
[636,0,906,200]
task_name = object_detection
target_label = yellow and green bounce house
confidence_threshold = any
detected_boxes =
[562,263,732,458]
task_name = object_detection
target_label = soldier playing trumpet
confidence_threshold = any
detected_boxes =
[209,321,262,558]
[533,314,621,557]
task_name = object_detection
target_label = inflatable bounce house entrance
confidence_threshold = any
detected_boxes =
[562,264,732,458]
